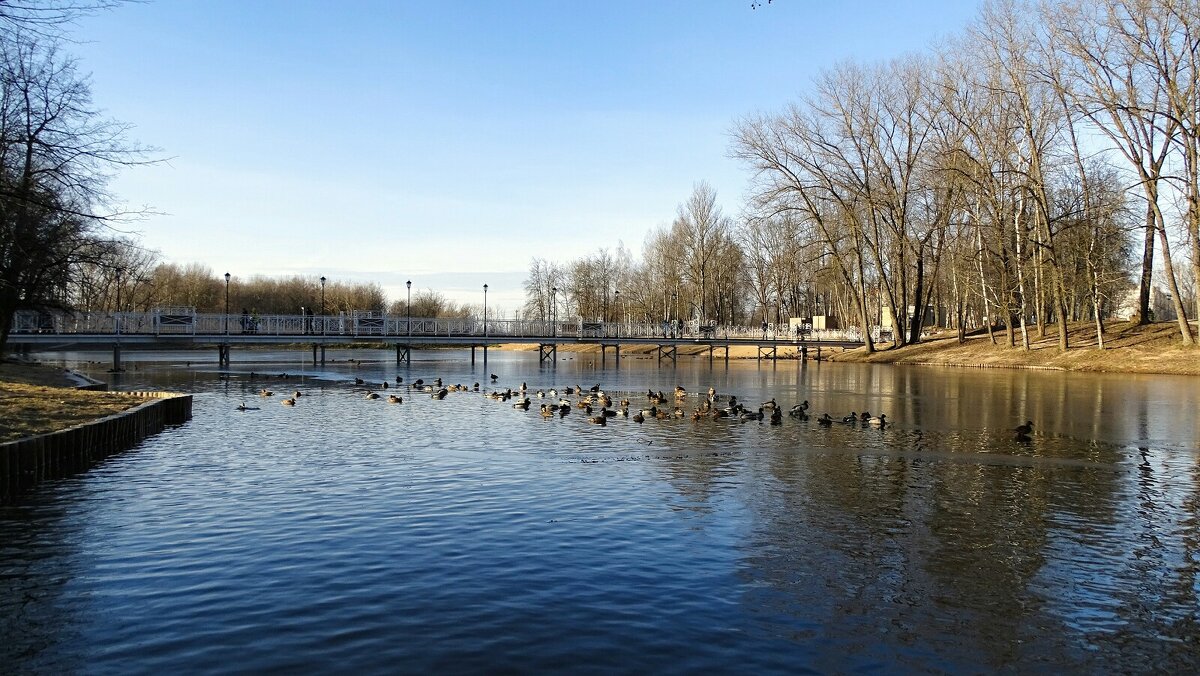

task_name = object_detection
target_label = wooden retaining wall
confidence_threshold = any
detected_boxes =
[0,392,193,504]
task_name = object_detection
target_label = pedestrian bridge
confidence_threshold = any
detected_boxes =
[7,310,864,371]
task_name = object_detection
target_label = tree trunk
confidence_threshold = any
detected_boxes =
[976,222,996,346]
[1134,200,1156,324]
[1014,197,1031,350]
[1156,222,1195,345]
[908,247,925,345]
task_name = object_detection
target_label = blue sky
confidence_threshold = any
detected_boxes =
[73,0,980,313]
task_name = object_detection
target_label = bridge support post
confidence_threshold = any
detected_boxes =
[599,343,620,368]
[707,344,729,366]
[657,344,676,366]
[471,345,476,365]
[111,343,124,373]
[539,343,557,365]
[218,344,230,368]
[396,344,410,366]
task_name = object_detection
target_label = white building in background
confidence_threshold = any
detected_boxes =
[1113,285,1177,322]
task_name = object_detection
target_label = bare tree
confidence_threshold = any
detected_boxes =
[1047,0,1194,343]
[0,36,151,352]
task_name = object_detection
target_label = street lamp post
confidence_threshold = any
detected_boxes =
[224,272,231,335]
[551,286,557,338]
[614,290,620,339]
[115,268,123,335]
[603,289,609,335]
[671,291,677,338]
[406,280,412,338]
[320,276,327,335]
[483,284,489,338]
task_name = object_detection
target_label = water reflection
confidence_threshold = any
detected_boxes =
[2,351,1198,671]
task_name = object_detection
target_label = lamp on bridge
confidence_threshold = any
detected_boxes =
[406,280,411,338]
[483,284,489,338]
[320,276,327,336]
[224,272,231,335]
[551,286,557,338]
[671,291,677,338]
[614,289,620,339]
[115,268,123,335]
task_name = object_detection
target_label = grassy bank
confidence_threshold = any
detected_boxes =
[830,321,1198,375]
[0,361,144,443]
[496,321,1196,375]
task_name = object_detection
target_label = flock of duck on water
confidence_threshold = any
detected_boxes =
[234,372,1035,440]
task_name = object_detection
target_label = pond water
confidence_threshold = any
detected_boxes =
[2,349,1198,673]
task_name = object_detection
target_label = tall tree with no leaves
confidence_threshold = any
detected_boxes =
[0,35,150,353]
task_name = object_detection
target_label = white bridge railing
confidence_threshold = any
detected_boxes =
[10,310,864,343]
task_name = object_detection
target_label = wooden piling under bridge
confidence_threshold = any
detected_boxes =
[0,391,193,504]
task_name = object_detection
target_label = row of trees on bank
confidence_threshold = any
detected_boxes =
[64,260,475,319]
[524,0,1199,352]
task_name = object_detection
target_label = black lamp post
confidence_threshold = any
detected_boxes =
[671,291,677,338]
[320,276,327,335]
[406,280,411,338]
[115,268,123,334]
[483,283,489,338]
[224,272,231,335]
[551,286,557,337]
[614,289,620,339]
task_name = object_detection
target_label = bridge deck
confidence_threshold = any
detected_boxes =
[7,311,863,369]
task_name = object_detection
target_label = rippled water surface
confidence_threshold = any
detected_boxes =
[3,350,1199,673]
